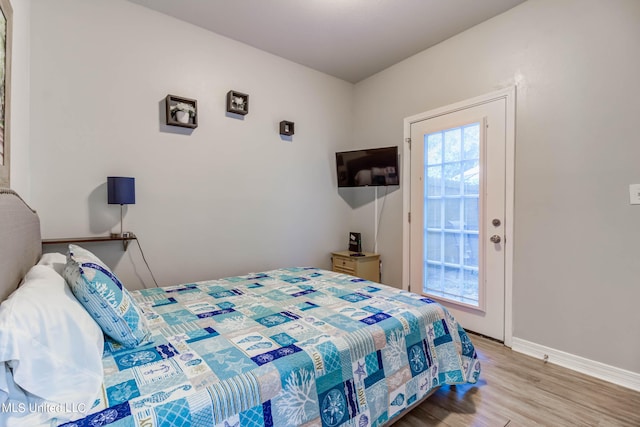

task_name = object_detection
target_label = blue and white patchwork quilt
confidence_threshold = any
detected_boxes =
[60,268,480,427]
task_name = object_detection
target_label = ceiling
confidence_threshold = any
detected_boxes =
[128,0,526,83]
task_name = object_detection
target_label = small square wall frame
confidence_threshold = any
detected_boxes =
[279,121,295,136]
[226,90,249,116]
[166,94,198,128]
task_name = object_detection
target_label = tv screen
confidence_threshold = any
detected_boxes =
[336,146,399,187]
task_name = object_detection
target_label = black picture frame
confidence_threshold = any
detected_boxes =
[226,90,249,116]
[165,94,198,129]
[349,232,362,253]
[279,121,295,136]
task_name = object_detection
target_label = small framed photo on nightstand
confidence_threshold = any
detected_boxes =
[349,232,362,253]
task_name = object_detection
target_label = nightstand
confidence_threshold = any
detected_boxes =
[331,251,380,282]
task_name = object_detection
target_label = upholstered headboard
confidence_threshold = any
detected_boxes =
[0,188,41,302]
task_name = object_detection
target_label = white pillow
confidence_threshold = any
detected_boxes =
[0,362,8,404]
[0,264,104,422]
[0,363,63,427]
[37,251,67,275]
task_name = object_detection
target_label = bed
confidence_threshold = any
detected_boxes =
[0,188,480,427]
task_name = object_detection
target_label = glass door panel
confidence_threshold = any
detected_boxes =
[423,123,480,306]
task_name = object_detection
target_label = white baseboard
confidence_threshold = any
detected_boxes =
[511,337,640,392]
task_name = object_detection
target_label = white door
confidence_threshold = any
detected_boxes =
[408,95,510,341]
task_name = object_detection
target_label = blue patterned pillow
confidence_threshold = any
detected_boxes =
[63,244,150,348]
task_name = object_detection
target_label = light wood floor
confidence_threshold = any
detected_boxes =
[395,335,640,427]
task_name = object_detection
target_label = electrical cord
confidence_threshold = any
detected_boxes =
[133,234,159,287]
[373,185,389,253]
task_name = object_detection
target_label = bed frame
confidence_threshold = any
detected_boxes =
[0,188,42,302]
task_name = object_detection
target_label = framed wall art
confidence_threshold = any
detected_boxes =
[279,121,294,136]
[226,90,249,116]
[165,94,198,129]
[0,0,12,188]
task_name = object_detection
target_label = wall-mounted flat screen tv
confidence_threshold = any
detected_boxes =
[336,146,399,187]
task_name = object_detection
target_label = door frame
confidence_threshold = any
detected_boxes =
[402,87,516,347]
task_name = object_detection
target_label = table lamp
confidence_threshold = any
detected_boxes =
[107,176,135,238]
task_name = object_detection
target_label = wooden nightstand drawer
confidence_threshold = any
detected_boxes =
[334,266,356,275]
[335,257,356,270]
[331,251,380,282]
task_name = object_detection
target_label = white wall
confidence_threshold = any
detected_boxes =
[30,0,354,288]
[7,0,29,199]
[353,0,640,374]
[27,0,640,377]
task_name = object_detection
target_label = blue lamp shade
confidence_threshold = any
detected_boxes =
[107,177,135,205]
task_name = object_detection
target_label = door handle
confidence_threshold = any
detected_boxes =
[490,235,501,243]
